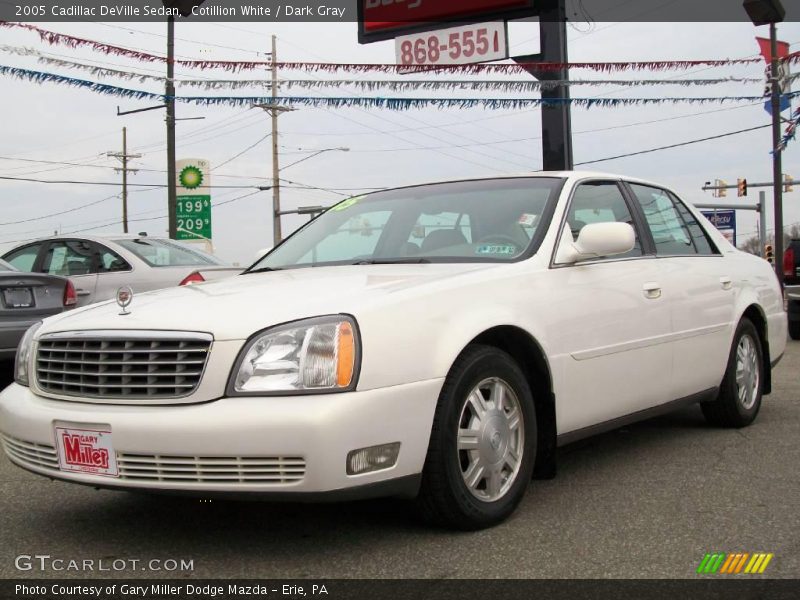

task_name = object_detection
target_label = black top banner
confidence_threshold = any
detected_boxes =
[1,0,799,23]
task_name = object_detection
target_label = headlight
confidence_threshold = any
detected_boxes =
[230,315,360,395]
[15,321,42,386]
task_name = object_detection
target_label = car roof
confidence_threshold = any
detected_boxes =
[354,171,674,195]
[12,233,170,245]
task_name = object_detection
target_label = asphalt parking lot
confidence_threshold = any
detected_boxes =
[0,343,798,580]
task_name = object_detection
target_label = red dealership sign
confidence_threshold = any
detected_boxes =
[358,0,539,43]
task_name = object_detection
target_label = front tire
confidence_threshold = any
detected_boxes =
[416,345,537,530]
[702,318,764,428]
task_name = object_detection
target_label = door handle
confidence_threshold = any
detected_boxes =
[642,282,662,299]
[720,276,733,291]
[76,289,91,297]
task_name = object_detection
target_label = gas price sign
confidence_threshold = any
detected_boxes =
[175,158,212,241]
[395,22,508,67]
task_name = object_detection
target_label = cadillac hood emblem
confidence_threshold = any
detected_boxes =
[116,286,133,315]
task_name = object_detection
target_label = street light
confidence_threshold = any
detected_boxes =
[281,148,350,172]
[743,0,786,288]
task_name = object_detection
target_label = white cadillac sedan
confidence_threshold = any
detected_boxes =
[0,172,787,530]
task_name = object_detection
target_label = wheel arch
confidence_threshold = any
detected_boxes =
[465,325,557,479]
[739,303,771,394]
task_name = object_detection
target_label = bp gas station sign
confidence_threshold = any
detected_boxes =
[175,158,211,241]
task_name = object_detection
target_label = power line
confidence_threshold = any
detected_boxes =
[0,193,119,226]
[0,189,266,244]
[575,124,771,166]
[0,175,256,188]
[213,133,271,171]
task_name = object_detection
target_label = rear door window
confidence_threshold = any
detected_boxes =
[629,184,716,255]
[41,241,97,276]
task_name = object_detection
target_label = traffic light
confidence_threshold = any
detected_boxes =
[785,174,794,193]
[765,244,774,264]
[162,0,205,16]
[715,179,727,198]
[737,178,748,197]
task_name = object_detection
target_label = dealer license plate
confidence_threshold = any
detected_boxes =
[54,424,118,477]
[2,287,33,308]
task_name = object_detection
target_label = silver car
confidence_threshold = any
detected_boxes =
[1,235,238,307]
[0,258,76,360]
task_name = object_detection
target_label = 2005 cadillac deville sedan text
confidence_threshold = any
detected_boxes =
[0,172,787,529]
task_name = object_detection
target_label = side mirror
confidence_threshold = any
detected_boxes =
[557,222,635,264]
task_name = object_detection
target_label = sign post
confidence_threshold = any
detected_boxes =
[358,0,573,172]
[701,209,737,246]
[175,158,211,242]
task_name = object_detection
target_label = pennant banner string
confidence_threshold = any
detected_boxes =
[3,65,797,110]
[0,46,772,91]
[775,106,800,153]
[3,21,799,73]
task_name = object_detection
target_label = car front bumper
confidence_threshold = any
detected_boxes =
[0,379,443,498]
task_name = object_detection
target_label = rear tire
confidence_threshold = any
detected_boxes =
[702,318,763,428]
[416,345,536,530]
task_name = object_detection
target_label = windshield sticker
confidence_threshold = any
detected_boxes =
[518,213,538,227]
[331,196,364,212]
[476,244,517,256]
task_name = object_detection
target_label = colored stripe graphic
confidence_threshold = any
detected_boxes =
[699,552,774,574]
[697,553,727,574]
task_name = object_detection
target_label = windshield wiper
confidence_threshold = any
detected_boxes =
[352,258,432,265]
[245,266,283,274]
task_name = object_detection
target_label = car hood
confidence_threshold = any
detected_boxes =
[37,263,499,340]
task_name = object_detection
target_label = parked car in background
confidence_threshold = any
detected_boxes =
[787,290,800,340]
[1,235,236,307]
[783,238,800,286]
[0,173,787,530]
[780,239,799,340]
[0,258,75,360]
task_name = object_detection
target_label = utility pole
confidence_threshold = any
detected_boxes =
[759,190,768,257]
[107,127,141,234]
[270,34,281,244]
[254,36,295,245]
[769,22,785,288]
[166,14,178,240]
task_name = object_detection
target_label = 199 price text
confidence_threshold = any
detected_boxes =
[395,23,508,67]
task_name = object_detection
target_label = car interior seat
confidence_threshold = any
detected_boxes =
[66,260,90,275]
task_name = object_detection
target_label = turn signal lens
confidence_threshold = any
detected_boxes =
[337,321,355,387]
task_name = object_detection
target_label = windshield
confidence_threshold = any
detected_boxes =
[250,177,563,271]
[0,258,15,272]
[113,238,225,268]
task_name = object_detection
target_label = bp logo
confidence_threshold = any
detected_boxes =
[179,165,204,190]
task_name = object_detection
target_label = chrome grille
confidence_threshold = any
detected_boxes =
[35,331,211,400]
[117,454,306,483]
[1,435,306,485]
